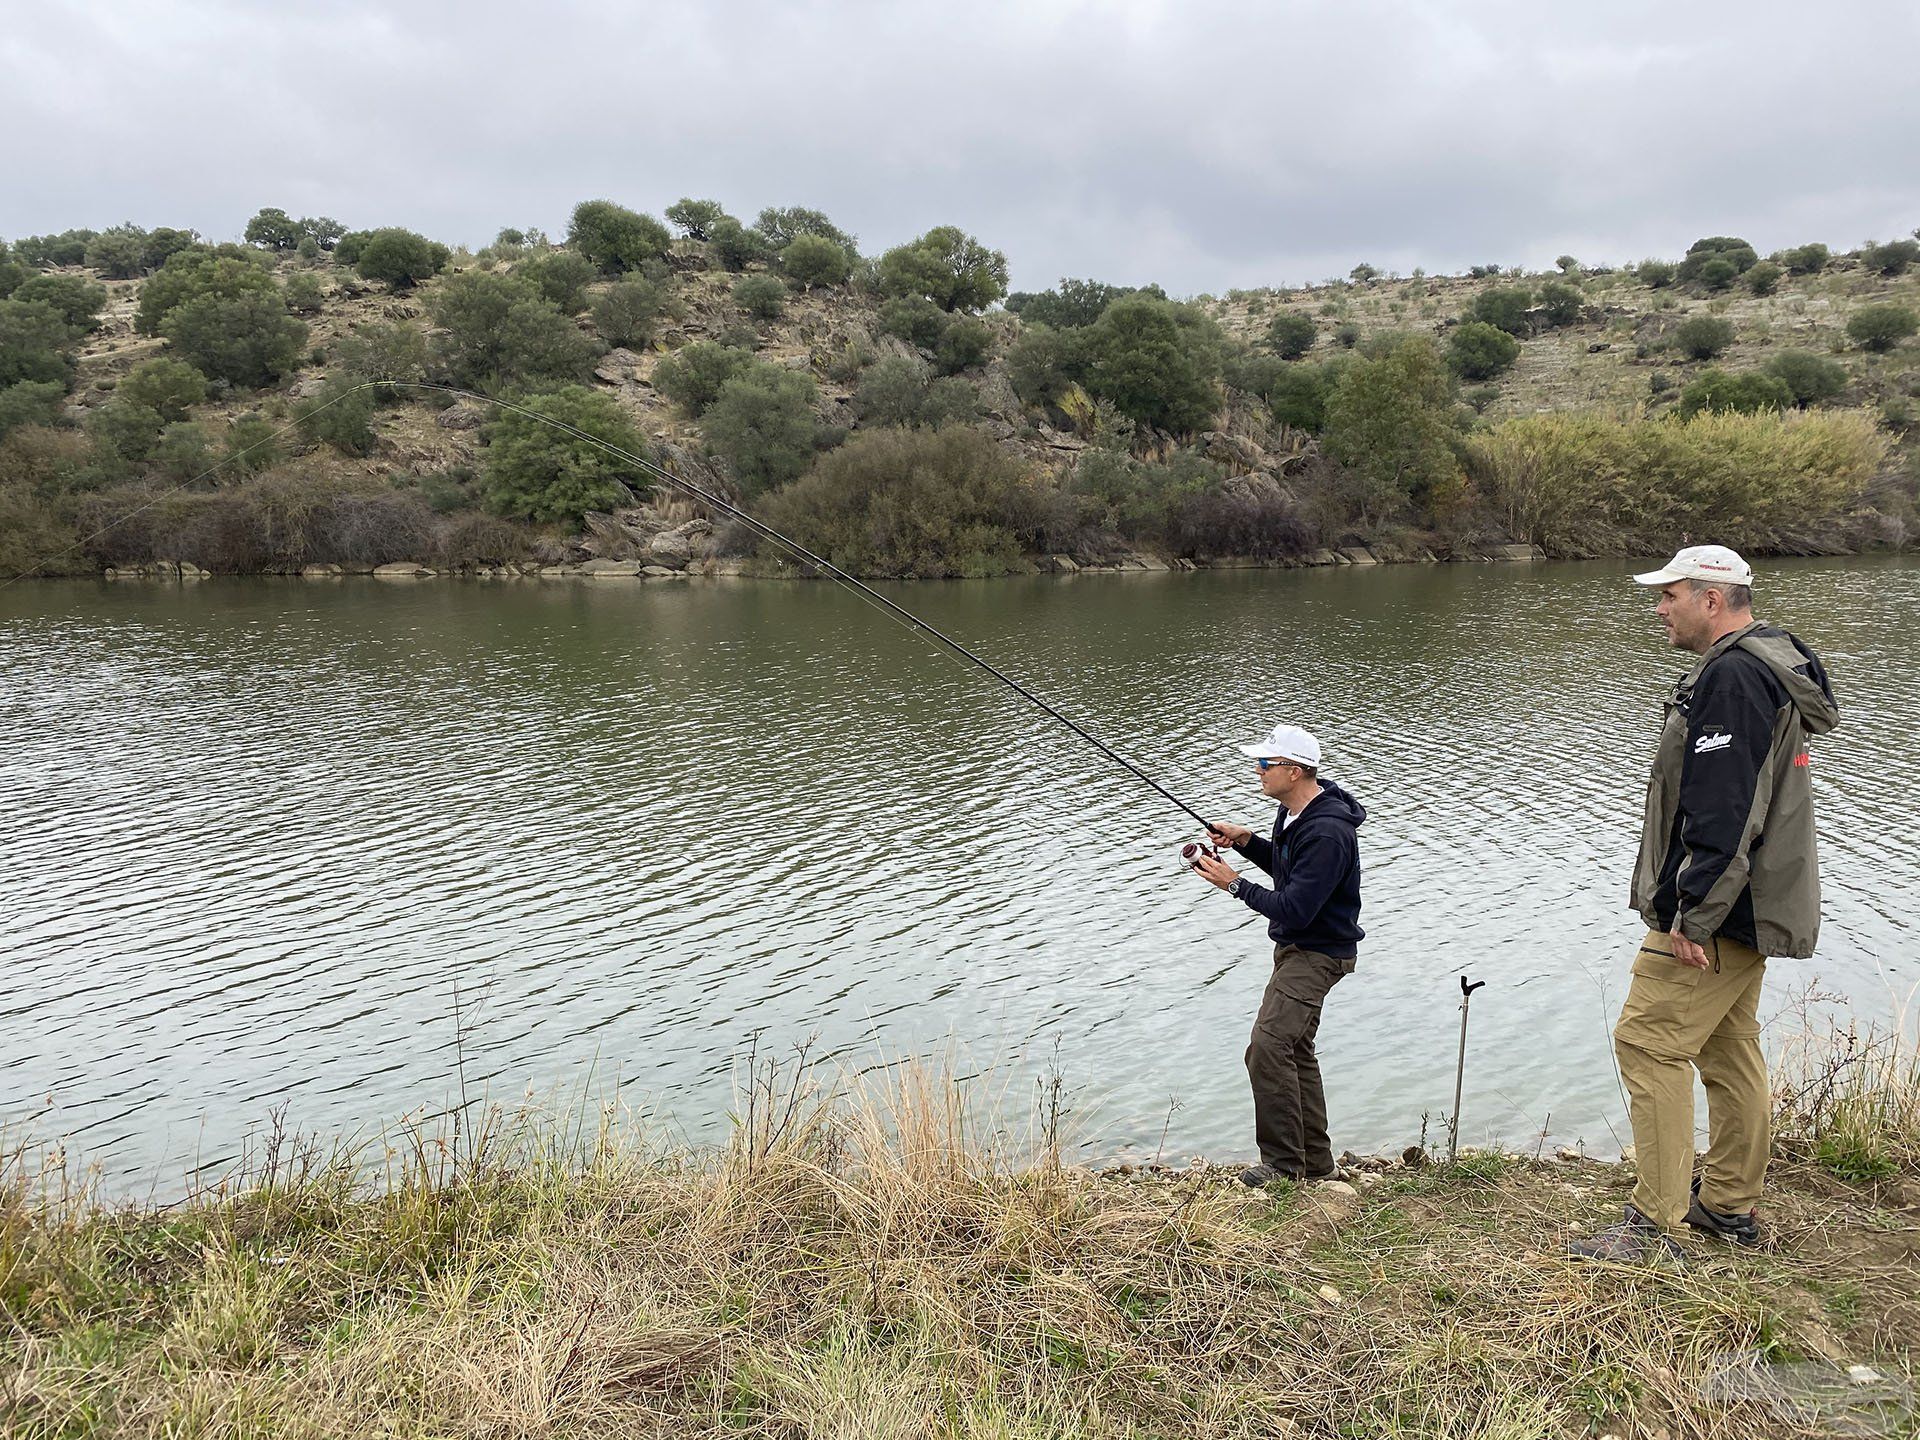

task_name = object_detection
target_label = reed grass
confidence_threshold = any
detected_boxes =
[2,1030,1916,1439]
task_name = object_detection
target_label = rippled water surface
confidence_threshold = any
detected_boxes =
[4,561,1917,1186]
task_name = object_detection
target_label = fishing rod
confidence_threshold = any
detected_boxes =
[5,378,1213,829]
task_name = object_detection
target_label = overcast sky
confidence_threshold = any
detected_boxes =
[6,1,1917,295]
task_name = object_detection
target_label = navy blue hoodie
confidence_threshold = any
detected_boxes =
[1231,780,1366,959]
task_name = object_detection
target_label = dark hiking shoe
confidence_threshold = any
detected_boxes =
[1304,1164,1350,1184]
[1568,1204,1686,1265]
[1686,1178,1761,1247]
[1239,1163,1287,1188]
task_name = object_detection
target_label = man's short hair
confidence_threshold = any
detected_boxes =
[1688,578,1753,611]
[1297,764,1319,782]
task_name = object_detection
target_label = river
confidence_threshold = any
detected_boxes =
[3,559,1915,1188]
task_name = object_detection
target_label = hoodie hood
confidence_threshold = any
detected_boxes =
[1305,779,1367,828]
[1736,626,1840,736]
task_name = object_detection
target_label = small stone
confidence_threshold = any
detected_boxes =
[1848,1365,1884,1385]
[373,561,435,578]
[1317,1180,1359,1200]
[580,559,643,576]
[1317,1283,1343,1306]
[1401,1146,1428,1168]
[436,407,484,431]
[641,565,684,578]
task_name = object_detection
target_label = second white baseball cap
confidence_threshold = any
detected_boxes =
[1236,723,1322,766]
[1633,544,1754,588]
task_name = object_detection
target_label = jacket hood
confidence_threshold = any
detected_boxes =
[1736,626,1840,736]
[1304,779,1367,828]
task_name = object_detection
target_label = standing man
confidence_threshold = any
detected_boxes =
[1573,546,1838,1263]
[1195,723,1366,1188]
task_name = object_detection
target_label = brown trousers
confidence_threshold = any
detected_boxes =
[1613,928,1770,1231]
[1246,944,1352,1175]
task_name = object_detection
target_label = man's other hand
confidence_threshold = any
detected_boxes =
[1194,854,1239,891]
[1669,928,1710,969]
[1206,821,1253,848]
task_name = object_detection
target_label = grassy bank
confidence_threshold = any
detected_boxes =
[4,1029,1917,1439]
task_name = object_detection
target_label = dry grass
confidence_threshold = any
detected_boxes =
[3,1041,1917,1440]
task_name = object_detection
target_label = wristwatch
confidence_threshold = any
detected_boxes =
[1227,878,1245,899]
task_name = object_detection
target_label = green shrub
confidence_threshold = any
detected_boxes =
[1671,315,1735,360]
[135,249,275,336]
[1080,294,1220,433]
[734,273,786,321]
[1675,368,1793,418]
[934,315,992,374]
[1536,281,1583,327]
[1447,321,1521,380]
[1467,287,1533,336]
[303,217,346,252]
[244,208,305,251]
[334,322,428,395]
[1861,239,1920,276]
[875,296,945,351]
[14,230,96,267]
[143,228,199,272]
[592,276,667,349]
[1463,383,1501,413]
[331,230,372,266]
[86,399,166,464]
[1267,311,1316,359]
[876,226,1009,312]
[480,384,641,525]
[1333,321,1361,348]
[0,260,25,299]
[653,340,755,416]
[1007,280,1120,330]
[664,198,731,241]
[1846,304,1918,353]
[1774,243,1829,275]
[1468,409,1885,552]
[1268,361,1339,433]
[754,207,856,254]
[854,357,976,429]
[150,421,215,482]
[1349,262,1380,283]
[1636,259,1676,288]
[353,228,450,288]
[1323,337,1461,515]
[84,225,151,279]
[759,424,1033,577]
[13,275,107,334]
[224,416,281,474]
[781,234,853,289]
[1555,255,1580,274]
[520,251,598,313]
[709,218,774,272]
[283,272,326,314]
[702,365,820,496]
[119,357,207,421]
[0,300,78,388]
[1697,257,1739,291]
[567,200,671,274]
[1744,261,1783,297]
[1006,325,1083,408]
[161,289,308,387]
[1764,350,1847,407]
[0,380,66,440]
[426,271,598,392]
[1678,236,1758,281]
[297,377,378,455]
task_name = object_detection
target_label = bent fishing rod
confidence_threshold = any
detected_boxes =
[6,378,1213,829]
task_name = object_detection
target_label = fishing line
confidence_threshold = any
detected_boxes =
[3,379,1212,827]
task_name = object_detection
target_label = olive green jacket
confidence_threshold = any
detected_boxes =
[1631,621,1839,958]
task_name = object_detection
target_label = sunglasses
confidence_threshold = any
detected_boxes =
[1256,758,1304,772]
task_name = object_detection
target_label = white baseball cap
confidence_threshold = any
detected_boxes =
[1633,544,1754,588]
[1236,723,1322,766]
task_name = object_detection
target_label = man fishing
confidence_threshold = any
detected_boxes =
[1572,545,1838,1264]
[1195,724,1366,1187]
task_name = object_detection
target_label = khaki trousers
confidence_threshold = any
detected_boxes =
[1612,928,1769,1232]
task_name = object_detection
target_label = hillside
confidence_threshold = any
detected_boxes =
[3,211,1916,578]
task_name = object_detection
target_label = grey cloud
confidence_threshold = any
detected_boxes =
[4,0,1916,294]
